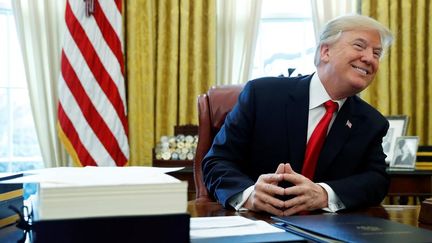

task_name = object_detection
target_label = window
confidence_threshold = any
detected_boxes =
[252,0,316,78]
[0,0,43,172]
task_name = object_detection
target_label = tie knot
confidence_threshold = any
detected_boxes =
[324,100,338,113]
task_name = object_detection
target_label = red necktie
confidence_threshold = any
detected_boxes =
[302,100,339,180]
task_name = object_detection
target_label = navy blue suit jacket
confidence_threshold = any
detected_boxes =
[202,75,390,209]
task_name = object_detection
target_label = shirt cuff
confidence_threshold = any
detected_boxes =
[228,185,255,211]
[317,182,346,212]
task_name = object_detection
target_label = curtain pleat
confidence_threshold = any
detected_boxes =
[216,0,262,85]
[126,0,216,165]
[311,0,359,43]
[12,0,70,167]
[362,0,432,145]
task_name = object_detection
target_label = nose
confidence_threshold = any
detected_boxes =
[360,49,375,64]
[360,49,378,72]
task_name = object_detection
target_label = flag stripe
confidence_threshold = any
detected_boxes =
[115,0,121,12]
[95,0,124,75]
[58,104,97,166]
[65,1,128,132]
[59,72,117,167]
[58,0,129,167]
[67,0,127,117]
[61,51,127,166]
[69,0,126,116]
[99,0,123,40]
[62,28,128,156]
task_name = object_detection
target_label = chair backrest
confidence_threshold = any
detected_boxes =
[194,84,243,202]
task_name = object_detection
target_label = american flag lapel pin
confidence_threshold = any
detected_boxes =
[346,120,352,129]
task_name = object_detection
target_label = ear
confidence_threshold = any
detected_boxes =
[319,43,330,63]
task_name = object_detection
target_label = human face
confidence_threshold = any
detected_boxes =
[320,29,382,97]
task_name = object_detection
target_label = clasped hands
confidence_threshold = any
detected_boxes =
[243,163,328,216]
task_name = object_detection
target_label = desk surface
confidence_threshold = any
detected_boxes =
[1,201,431,242]
[188,200,432,230]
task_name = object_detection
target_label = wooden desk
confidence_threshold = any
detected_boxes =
[188,201,432,230]
[387,169,432,204]
[153,159,195,200]
[1,202,430,242]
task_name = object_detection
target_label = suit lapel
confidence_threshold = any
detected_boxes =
[285,76,310,172]
[315,97,359,177]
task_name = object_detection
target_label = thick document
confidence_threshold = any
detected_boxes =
[2,167,188,221]
[31,213,190,243]
[272,214,432,243]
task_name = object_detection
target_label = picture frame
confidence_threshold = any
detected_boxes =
[390,136,419,169]
[382,115,409,163]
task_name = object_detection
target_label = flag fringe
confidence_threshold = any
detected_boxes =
[57,121,83,167]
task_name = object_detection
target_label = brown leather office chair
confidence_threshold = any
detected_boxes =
[194,84,244,202]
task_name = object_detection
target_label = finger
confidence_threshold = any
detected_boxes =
[254,199,284,216]
[284,184,305,196]
[253,192,285,214]
[284,163,295,173]
[259,173,284,184]
[275,163,285,174]
[255,190,285,209]
[284,182,320,195]
[255,182,285,196]
[282,173,307,185]
[262,203,285,216]
[283,194,307,209]
[285,184,327,211]
[283,204,308,216]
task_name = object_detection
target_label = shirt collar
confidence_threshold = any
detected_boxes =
[310,72,346,111]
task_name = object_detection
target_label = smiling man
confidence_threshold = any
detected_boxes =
[202,14,394,216]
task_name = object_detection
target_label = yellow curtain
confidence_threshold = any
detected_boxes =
[125,0,216,166]
[362,0,432,145]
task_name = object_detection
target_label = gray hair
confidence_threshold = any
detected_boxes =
[314,14,394,66]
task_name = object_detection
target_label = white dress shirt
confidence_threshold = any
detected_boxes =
[229,73,346,212]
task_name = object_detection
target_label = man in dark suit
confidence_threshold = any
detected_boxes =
[202,14,394,216]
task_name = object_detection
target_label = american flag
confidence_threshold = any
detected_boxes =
[57,0,129,167]
[346,120,352,129]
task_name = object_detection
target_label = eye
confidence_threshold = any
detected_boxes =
[373,50,382,59]
[353,42,365,50]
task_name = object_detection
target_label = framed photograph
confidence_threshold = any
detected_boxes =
[382,115,409,163]
[390,136,419,169]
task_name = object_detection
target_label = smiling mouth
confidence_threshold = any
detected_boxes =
[352,65,369,75]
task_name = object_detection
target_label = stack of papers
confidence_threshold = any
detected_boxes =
[190,216,304,242]
[3,166,187,221]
